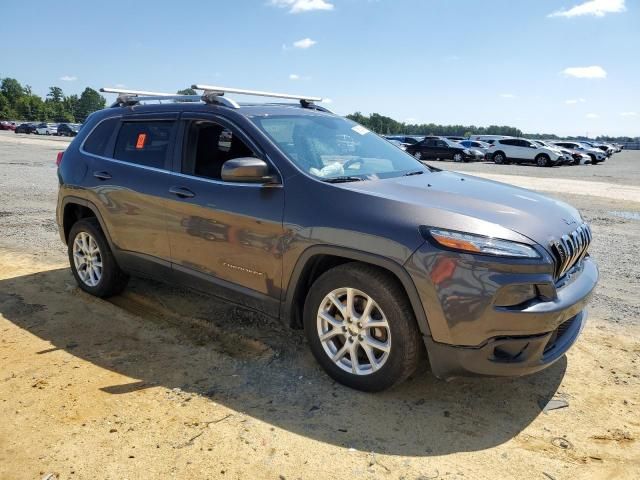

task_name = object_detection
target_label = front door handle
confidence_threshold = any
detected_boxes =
[93,171,112,180]
[169,186,196,199]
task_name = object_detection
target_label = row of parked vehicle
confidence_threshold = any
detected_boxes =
[0,120,82,137]
[385,134,622,167]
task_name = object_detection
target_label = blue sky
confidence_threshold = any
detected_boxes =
[1,0,638,136]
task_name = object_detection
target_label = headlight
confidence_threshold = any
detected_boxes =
[425,228,541,258]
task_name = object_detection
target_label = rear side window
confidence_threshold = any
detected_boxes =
[83,118,119,157]
[114,121,175,169]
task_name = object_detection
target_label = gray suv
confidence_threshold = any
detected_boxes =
[56,86,598,391]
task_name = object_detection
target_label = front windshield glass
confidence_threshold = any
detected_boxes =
[250,114,427,180]
[443,138,462,147]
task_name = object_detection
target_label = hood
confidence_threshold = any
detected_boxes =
[341,170,582,249]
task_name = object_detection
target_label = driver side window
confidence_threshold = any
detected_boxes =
[182,120,255,180]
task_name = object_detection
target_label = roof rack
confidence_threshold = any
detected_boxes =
[100,85,326,111]
[192,84,323,109]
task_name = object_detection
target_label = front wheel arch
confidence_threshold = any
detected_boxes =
[282,246,431,338]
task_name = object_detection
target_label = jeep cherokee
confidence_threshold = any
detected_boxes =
[56,85,598,391]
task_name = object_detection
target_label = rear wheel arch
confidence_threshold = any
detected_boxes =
[282,246,431,338]
[61,197,113,249]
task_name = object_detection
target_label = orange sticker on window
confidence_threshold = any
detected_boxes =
[135,133,147,149]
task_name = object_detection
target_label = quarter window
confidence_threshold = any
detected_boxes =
[114,121,175,169]
[83,118,119,157]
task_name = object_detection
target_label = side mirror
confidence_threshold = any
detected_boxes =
[221,158,279,184]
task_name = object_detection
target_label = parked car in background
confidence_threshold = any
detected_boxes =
[552,141,606,164]
[387,139,409,150]
[406,136,484,162]
[385,135,424,145]
[57,123,80,137]
[35,122,58,135]
[583,141,615,156]
[444,136,466,141]
[0,120,17,131]
[458,140,492,158]
[487,137,563,166]
[14,122,38,134]
[469,135,509,143]
[532,140,573,165]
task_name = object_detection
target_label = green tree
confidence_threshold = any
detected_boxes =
[1,78,24,108]
[77,87,106,122]
[0,93,15,119]
[177,88,197,95]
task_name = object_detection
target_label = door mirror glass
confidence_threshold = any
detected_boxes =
[221,158,278,184]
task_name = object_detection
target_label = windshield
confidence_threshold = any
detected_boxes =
[442,138,462,148]
[250,114,427,180]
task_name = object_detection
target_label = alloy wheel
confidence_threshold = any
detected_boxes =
[316,287,391,375]
[72,231,103,287]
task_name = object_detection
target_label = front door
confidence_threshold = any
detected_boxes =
[164,114,285,315]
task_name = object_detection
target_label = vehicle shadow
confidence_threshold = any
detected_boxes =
[0,267,567,457]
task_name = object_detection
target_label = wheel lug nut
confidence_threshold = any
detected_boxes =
[342,326,347,332]
[349,337,354,343]
[358,335,363,341]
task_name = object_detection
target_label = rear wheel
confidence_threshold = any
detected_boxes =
[303,263,422,391]
[453,152,464,162]
[413,151,422,160]
[493,152,506,164]
[68,218,129,298]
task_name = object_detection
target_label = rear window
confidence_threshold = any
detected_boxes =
[83,118,119,156]
[113,121,175,169]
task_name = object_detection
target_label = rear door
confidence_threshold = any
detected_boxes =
[163,113,285,316]
[81,113,177,273]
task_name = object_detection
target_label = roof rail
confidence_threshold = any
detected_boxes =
[192,84,323,109]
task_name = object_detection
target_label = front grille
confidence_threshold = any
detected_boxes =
[550,223,592,280]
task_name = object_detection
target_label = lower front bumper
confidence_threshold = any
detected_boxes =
[424,310,586,380]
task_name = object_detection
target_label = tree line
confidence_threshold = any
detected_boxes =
[0,77,106,123]
[346,112,637,143]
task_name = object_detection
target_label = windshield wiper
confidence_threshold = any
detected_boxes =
[403,170,424,176]
[322,176,364,183]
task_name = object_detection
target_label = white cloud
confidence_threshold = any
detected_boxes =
[620,111,638,117]
[323,98,333,104]
[293,37,317,49]
[549,0,625,18]
[270,0,334,13]
[586,113,600,119]
[289,74,300,80]
[500,93,517,99]
[59,75,77,81]
[565,98,586,104]
[562,66,607,79]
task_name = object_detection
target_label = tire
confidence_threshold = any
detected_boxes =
[303,263,422,392]
[453,152,464,162]
[413,151,422,160]
[535,154,549,167]
[493,152,506,164]
[68,218,129,298]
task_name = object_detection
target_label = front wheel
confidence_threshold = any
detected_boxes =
[303,263,422,391]
[453,152,464,162]
[413,151,422,160]
[535,154,549,167]
[68,218,129,297]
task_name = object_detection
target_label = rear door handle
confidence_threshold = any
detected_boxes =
[93,171,112,180]
[169,186,196,199]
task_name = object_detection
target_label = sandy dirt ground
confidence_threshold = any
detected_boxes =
[0,132,639,479]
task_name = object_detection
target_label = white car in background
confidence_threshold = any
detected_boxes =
[487,137,564,166]
[552,141,607,164]
[35,122,58,135]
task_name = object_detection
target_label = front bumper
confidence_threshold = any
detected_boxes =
[405,244,598,380]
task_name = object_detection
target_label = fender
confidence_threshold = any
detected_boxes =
[59,195,115,250]
[282,244,432,338]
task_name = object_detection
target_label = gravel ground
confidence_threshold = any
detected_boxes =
[0,131,639,479]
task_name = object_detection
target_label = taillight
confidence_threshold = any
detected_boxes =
[56,151,64,167]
